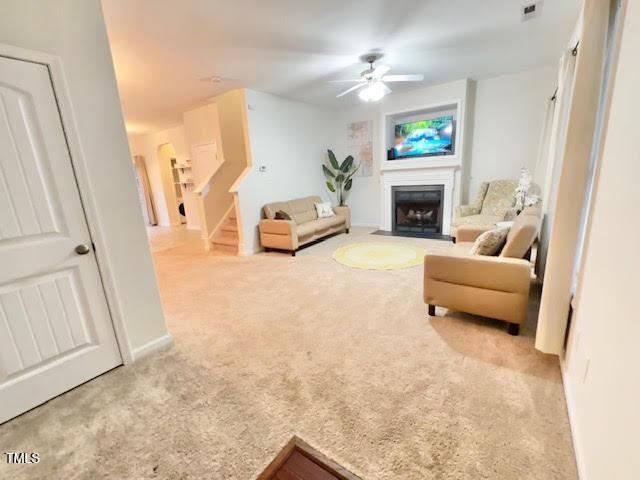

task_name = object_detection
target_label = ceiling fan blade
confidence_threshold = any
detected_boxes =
[372,64,391,78]
[199,75,238,83]
[381,74,424,82]
[327,79,364,83]
[380,82,392,95]
[336,82,366,98]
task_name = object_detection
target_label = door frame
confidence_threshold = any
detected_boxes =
[0,43,134,364]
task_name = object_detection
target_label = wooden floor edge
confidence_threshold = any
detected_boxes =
[256,435,362,480]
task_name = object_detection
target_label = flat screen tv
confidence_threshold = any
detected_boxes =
[393,115,455,159]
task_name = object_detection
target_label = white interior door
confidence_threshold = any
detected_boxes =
[0,56,121,423]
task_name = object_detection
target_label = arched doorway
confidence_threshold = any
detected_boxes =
[157,143,185,225]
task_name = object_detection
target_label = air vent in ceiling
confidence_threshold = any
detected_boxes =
[522,1,543,21]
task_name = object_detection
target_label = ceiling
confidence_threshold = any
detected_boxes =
[101,0,580,134]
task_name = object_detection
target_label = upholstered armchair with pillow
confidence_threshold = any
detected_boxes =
[259,196,349,256]
[424,207,540,335]
[451,180,519,239]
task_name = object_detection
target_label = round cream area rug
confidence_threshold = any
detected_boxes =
[333,242,427,270]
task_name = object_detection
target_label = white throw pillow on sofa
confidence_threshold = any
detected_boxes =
[315,202,335,218]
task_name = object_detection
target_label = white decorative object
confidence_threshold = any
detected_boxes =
[525,194,541,207]
[347,120,373,177]
[315,202,335,218]
[515,168,533,211]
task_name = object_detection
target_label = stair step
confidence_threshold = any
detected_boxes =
[213,232,238,247]
[211,243,237,253]
[221,223,237,233]
[228,212,236,220]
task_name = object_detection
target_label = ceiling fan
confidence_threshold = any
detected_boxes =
[199,75,238,84]
[329,53,424,102]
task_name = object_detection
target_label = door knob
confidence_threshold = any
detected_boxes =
[75,244,91,255]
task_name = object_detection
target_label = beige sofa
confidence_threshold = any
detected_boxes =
[259,196,350,256]
[424,207,540,335]
[451,180,518,240]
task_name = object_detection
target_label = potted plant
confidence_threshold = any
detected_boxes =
[322,149,359,206]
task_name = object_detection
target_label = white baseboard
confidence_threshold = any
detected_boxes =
[130,333,173,362]
[235,243,261,256]
[560,359,586,480]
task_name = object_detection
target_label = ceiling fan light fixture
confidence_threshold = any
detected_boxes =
[358,81,386,102]
[332,53,419,100]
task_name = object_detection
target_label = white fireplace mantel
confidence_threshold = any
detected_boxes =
[380,167,456,234]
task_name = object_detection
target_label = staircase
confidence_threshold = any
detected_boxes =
[211,207,239,253]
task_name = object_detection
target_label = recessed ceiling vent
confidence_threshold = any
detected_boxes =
[522,1,543,21]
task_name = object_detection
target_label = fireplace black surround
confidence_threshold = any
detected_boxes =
[392,185,444,235]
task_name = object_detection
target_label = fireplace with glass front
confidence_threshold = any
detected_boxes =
[392,185,444,235]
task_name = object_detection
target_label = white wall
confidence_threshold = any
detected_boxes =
[562,2,640,478]
[238,90,336,253]
[469,66,557,199]
[334,104,380,227]
[183,102,224,185]
[1,0,169,359]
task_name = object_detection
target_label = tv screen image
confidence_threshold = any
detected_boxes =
[393,116,454,158]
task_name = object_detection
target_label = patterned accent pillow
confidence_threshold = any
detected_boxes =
[469,227,509,256]
[314,202,335,218]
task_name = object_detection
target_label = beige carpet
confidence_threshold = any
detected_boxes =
[0,228,577,479]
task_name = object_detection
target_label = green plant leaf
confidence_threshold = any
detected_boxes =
[322,164,335,178]
[345,163,360,180]
[327,149,339,170]
[326,181,336,192]
[345,178,353,191]
[339,155,353,172]
[335,173,344,183]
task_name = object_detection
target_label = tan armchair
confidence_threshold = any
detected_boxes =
[424,207,540,335]
[259,196,350,256]
[451,180,519,239]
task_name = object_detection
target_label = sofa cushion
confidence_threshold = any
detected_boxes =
[289,196,320,224]
[264,196,321,225]
[450,213,502,228]
[314,215,344,233]
[296,222,316,238]
[480,180,517,218]
[501,211,539,258]
[263,201,293,220]
[470,227,509,256]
